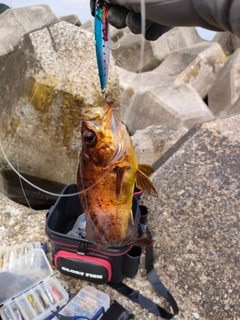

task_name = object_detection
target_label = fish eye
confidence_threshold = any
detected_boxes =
[84,131,96,145]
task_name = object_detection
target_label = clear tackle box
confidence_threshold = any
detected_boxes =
[0,242,42,270]
[53,286,110,320]
[0,248,69,320]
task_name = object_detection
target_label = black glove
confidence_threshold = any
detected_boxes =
[0,3,10,14]
[91,0,172,40]
[90,0,240,41]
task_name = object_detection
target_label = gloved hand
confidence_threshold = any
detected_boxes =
[90,0,240,41]
[91,0,172,40]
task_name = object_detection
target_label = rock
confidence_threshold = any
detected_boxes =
[80,19,94,32]
[0,21,120,206]
[151,27,202,63]
[116,66,137,92]
[59,14,81,27]
[154,42,226,99]
[143,114,240,320]
[208,48,240,116]
[231,34,240,51]
[228,95,240,116]
[0,192,47,246]
[120,73,214,134]
[132,124,189,165]
[213,32,234,56]
[0,5,58,60]
[112,33,159,72]
[0,44,11,71]
[110,26,129,43]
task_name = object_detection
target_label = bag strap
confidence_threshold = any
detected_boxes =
[145,226,179,317]
[108,226,179,319]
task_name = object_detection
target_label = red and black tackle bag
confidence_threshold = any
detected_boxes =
[45,184,179,319]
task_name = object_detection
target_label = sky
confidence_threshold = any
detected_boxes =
[4,0,216,40]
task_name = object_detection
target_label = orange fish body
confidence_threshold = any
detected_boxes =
[77,102,158,248]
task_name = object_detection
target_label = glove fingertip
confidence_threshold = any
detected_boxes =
[90,0,96,17]
[126,11,142,35]
[107,5,128,29]
[145,24,173,41]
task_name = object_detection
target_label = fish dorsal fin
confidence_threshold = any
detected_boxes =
[116,165,130,199]
[136,169,158,197]
[138,164,154,176]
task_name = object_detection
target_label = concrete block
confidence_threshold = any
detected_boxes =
[154,42,226,98]
[151,27,202,62]
[231,34,240,51]
[208,48,240,116]
[111,33,159,72]
[132,123,189,165]
[213,32,234,56]
[59,14,81,27]
[120,73,214,134]
[80,19,94,32]
[0,5,58,59]
[0,21,120,189]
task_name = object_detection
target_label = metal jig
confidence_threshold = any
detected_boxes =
[94,0,110,98]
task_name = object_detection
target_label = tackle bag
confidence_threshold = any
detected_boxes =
[45,184,179,319]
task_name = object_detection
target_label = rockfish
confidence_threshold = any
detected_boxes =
[77,101,158,248]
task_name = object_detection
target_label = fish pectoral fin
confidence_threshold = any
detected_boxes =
[130,210,134,224]
[138,164,154,176]
[136,169,158,197]
[115,165,130,199]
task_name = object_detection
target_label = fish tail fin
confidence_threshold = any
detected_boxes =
[119,236,154,247]
[119,216,153,247]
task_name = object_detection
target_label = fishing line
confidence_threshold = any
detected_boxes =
[16,136,33,210]
[139,0,146,73]
[0,0,99,200]
[0,137,113,197]
[111,50,123,69]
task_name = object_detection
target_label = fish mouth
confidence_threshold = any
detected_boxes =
[81,102,114,131]
[81,102,113,121]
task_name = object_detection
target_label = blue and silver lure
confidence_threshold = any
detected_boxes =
[94,0,110,96]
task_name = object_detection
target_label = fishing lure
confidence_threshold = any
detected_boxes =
[27,295,39,314]
[14,308,24,320]
[51,286,61,300]
[36,289,48,309]
[94,0,110,96]
[4,308,13,320]
[41,284,54,304]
